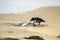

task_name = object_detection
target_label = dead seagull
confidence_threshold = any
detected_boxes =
[30,17,45,26]
[16,21,37,26]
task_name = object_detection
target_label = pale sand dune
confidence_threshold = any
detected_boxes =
[0,6,60,40]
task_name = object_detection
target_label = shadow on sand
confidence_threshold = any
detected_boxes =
[0,38,19,40]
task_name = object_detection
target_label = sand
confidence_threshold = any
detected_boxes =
[0,6,60,40]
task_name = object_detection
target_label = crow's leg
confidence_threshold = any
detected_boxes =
[38,23,40,26]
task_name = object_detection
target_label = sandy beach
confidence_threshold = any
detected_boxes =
[0,6,60,40]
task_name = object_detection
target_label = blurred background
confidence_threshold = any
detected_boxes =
[0,0,60,14]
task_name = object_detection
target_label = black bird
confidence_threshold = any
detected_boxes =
[30,17,45,26]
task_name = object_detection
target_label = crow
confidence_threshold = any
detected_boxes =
[30,17,45,26]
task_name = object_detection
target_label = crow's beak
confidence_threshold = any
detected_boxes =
[43,20,46,22]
